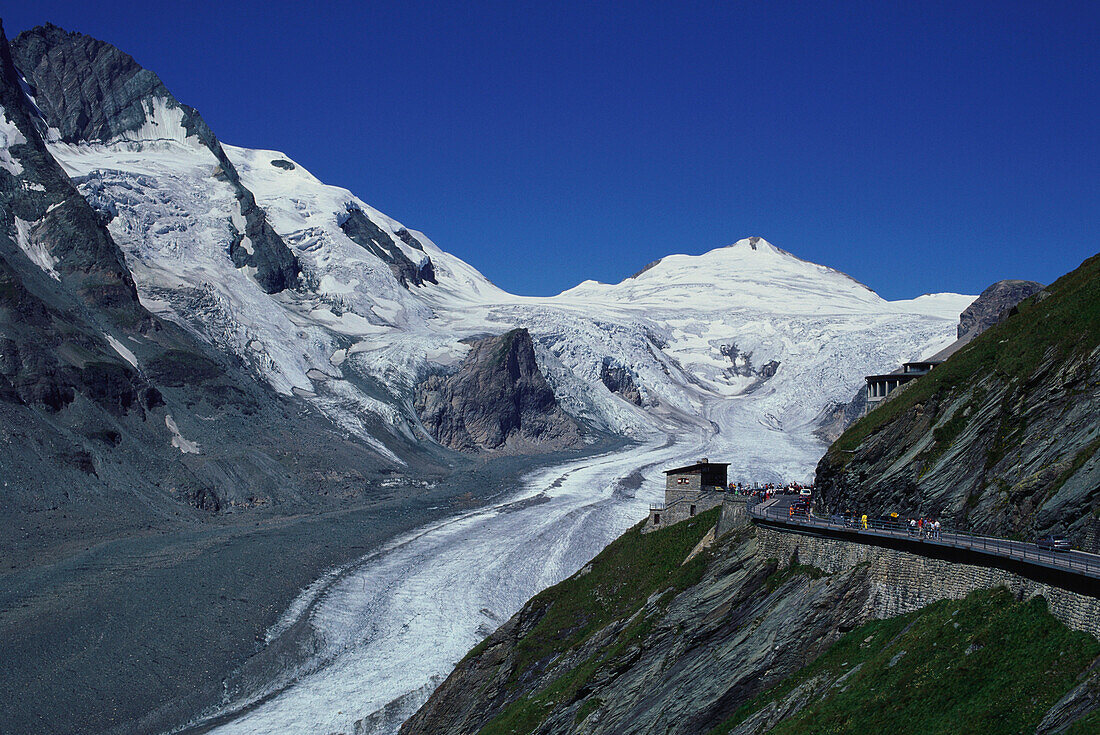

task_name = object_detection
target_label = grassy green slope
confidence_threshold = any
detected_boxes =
[711,588,1099,735]
[477,508,721,735]
[832,252,1100,460]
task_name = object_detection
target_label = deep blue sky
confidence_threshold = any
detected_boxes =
[5,1,1098,298]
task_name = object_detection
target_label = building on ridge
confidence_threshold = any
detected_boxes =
[646,458,729,531]
[864,361,941,414]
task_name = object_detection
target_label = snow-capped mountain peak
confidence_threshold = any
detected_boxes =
[556,235,885,315]
[10,21,976,479]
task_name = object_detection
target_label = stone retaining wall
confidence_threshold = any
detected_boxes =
[756,526,1100,639]
[717,496,749,536]
[643,491,725,533]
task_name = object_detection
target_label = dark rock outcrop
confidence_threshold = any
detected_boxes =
[339,204,436,287]
[958,279,1045,342]
[395,227,426,251]
[0,20,147,416]
[599,356,645,406]
[415,329,582,453]
[225,188,300,292]
[628,257,663,279]
[0,28,140,314]
[12,24,300,294]
[720,342,780,386]
[813,387,867,444]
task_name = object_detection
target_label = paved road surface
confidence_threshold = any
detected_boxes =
[749,494,1100,581]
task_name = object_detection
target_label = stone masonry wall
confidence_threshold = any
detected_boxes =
[666,473,702,493]
[717,496,749,536]
[644,491,725,533]
[756,526,1100,639]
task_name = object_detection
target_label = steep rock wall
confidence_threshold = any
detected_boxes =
[958,279,1045,342]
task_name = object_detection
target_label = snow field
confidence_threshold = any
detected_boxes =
[39,112,974,734]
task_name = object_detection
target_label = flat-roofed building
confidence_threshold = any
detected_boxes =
[647,458,729,530]
[865,361,942,413]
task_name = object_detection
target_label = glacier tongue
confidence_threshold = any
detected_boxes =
[44,137,972,735]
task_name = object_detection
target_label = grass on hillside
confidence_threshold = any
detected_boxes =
[1068,707,1100,735]
[764,556,826,593]
[476,508,725,735]
[710,587,1099,735]
[508,506,722,681]
[832,252,1100,460]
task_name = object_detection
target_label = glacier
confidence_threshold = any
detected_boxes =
[39,125,973,735]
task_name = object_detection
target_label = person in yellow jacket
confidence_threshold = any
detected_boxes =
[861,514,868,529]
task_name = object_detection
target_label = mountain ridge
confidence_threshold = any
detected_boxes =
[397,251,1100,735]
[0,19,987,735]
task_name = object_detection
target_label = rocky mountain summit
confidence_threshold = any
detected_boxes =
[958,279,1045,342]
[416,329,583,453]
[12,23,301,294]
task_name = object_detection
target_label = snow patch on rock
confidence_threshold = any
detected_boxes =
[0,104,27,175]
[165,414,200,454]
[117,97,192,144]
[105,334,138,367]
[13,217,60,280]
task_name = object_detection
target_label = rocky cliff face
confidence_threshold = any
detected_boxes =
[958,278,1045,342]
[812,387,867,444]
[598,356,646,406]
[415,328,583,453]
[339,203,436,287]
[12,24,300,294]
[816,255,1098,542]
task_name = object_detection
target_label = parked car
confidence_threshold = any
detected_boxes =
[789,502,809,517]
[1035,535,1071,552]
